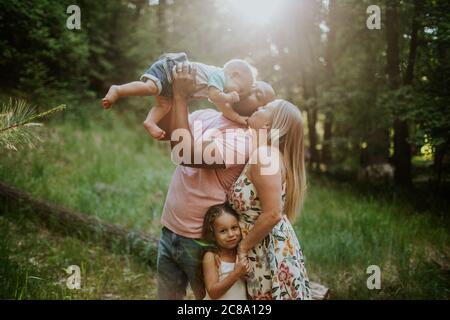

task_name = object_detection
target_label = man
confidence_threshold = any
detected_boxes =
[155,62,275,299]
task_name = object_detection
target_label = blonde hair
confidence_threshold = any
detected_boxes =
[267,99,306,221]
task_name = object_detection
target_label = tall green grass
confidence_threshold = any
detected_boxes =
[299,176,449,299]
[0,101,174,234]
[1,100,448,299]
[0,214,157,299]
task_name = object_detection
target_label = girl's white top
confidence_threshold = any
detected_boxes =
[204,259,247,300]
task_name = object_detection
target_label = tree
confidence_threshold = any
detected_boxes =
[322,0,338,166]
[386,1,413,187]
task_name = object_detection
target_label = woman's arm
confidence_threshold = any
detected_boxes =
[203,252,247,300]
[238,149,283,254]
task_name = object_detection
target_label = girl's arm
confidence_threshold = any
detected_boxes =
[238,147,283,254]
[203,252,247,300]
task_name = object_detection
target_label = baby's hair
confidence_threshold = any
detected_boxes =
[202,203,239,251]
[223,59,258,81]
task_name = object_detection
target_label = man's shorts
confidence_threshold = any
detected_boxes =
[140,52,189,97]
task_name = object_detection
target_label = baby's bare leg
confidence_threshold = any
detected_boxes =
[102,80,158,109]
[154,97,175,141]
[143,96,172,140]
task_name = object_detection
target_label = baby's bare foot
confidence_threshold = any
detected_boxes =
[102,85,120,109]
[143,121,166,140]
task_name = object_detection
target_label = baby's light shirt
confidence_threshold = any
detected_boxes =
[207,69,226,92]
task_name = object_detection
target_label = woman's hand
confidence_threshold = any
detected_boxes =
[172,62,197,100]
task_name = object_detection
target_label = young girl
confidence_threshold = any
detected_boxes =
[202,204,250,300]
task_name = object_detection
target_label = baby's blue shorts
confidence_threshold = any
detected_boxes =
[140,52,189,97]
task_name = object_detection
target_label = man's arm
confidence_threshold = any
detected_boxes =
[169,62,226,169]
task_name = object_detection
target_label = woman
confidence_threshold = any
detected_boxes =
[228,99,311,300]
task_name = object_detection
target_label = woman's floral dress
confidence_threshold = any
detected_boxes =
[228,164,311,300]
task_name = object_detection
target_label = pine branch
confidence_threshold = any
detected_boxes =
[0,104,66,133]
[0,98,66,151]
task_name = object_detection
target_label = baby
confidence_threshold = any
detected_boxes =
[102,52,259,139]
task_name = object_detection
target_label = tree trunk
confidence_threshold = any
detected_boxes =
[0,182,159,265]
[434,139,449,192]
[303,75,320,168]
[396,0,421,187]
[158,0,166,48]
[404,0,421,86]
[307,108,319,168]
[322,0,337,166]
[366,129,390,165]
[386,1,412,187]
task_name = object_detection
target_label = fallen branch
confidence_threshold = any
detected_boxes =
[0,182,159,265]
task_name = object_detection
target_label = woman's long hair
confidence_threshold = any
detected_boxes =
[267,99,306,221]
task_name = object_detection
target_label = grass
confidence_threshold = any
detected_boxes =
[0,99,449,299]
[0,214,157,299]
[299,176,449,299]
[0,102,174,234]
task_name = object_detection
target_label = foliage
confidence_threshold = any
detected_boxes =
[0,99,65,151]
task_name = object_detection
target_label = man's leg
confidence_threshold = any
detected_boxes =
[157,227,188,299]
[178,237,206,300]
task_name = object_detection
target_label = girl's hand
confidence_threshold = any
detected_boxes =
[237,246,253,278]
[234,260,250,279]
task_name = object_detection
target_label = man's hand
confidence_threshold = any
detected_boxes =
[169,61,227,169]
[172,62,197,100]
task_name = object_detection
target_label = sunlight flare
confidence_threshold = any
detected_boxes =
[227,0,285,25]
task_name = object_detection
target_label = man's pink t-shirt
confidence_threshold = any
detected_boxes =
[161,109,251,239]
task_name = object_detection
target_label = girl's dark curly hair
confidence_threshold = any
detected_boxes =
[202,203,239,252]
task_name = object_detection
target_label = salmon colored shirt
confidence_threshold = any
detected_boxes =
[161,109,251,238]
